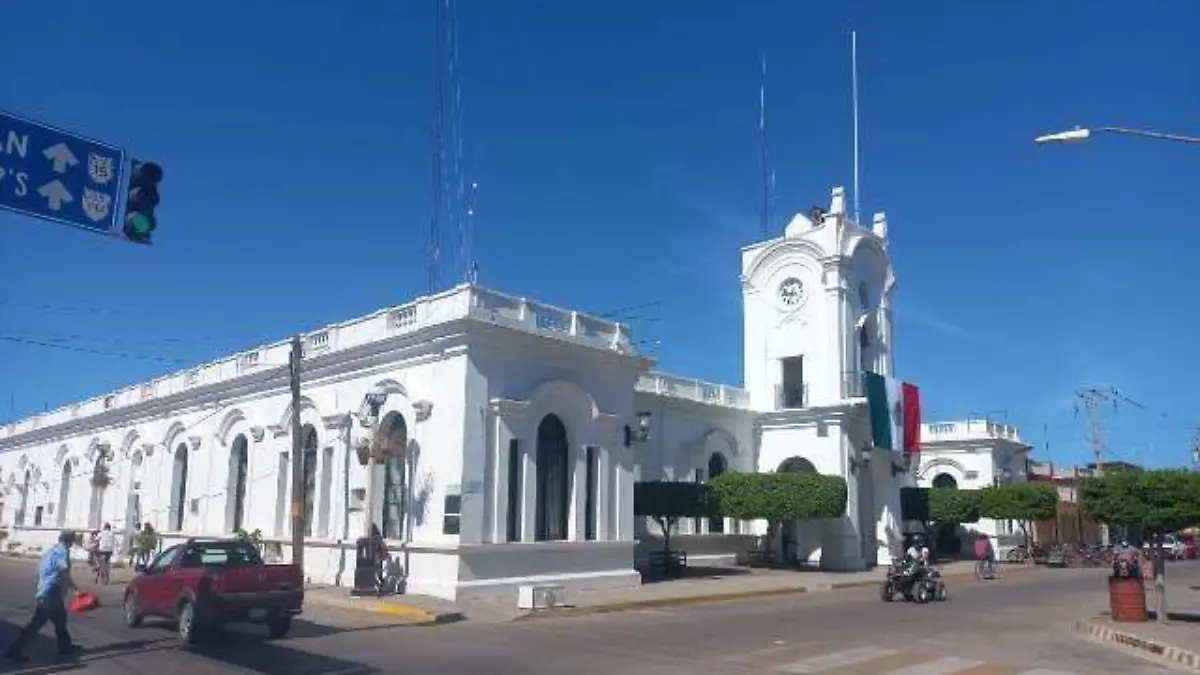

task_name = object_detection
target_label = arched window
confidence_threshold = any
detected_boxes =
[89,456,108,530]
[170,443,189,531]
[707,453,728,533]
[227,435,249,533]
[932,473,958,489]
[858,325,871,372]
[57,462,71,527]
[380,413,408,540]
[535,414,570,541]
[858,281,870,310]
[778,456,818,475]
[301,425,318,537]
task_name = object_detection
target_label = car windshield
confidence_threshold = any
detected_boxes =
[179,542,264,568]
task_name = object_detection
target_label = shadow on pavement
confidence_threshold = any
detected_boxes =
[0,618,86,674]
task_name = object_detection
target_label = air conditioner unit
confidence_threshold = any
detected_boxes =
[517,584,565,611]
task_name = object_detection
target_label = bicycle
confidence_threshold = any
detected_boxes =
[974,557,998,581]
[94,552,112,585]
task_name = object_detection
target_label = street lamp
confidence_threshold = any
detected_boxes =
[849,446,872,474]
[1035,125,1200,145]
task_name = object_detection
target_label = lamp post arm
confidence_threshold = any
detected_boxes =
[1096,126,1200,145]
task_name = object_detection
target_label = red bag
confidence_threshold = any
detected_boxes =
[69,592,100,613]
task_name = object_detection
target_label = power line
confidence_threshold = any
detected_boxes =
[0,335,194,364]
[0,329,263,347]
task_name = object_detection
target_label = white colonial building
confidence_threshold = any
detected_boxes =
[0,185,926,602]
[914,419,1032,555]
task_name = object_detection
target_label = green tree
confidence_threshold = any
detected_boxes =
[901,487,981,526]
[979,483,1058,559]
[633,481,714,553]
[709,473,847,555]
[1080,469,1200,622]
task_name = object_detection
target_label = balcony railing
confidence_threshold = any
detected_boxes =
[636,373,751,408]
[775,384,808,410]
[842,370,865,398]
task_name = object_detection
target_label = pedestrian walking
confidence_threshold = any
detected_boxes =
[95,523,115,584]
[3,530,84,662]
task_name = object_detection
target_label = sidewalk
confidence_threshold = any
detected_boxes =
[1074,567,1200,672]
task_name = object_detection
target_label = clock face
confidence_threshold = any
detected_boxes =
[776,277,807,311]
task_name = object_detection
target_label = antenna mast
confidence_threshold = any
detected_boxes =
[759,51,771,239]
[428,0,449,294]
[851,30,862,226]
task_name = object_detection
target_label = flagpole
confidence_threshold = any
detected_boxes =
[851,30,861,227]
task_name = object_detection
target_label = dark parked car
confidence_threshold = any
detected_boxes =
[123,538,304,644]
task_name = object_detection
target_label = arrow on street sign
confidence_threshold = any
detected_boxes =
[37,180,73,211]
[42,142,79,174]
[0,109,126,234]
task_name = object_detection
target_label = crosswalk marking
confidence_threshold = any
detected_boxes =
[756,645,1091,675]
[885,656,985,675]
[777,647,901,673]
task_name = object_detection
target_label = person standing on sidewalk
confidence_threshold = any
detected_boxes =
[3,530,84,662]
[95,523,115,584]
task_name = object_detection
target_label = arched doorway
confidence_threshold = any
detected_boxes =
[932,473,957,489]
[379,412,408,540]
[301,425,318,536]
[18,470,31,526]
[227,435,249,533]
[170,443,189,531]
[535,414,570,541]
[57,462,72,527]
[930,472,961,555]
[124,452,144,545]
[707,453,728,533]
[776,456,821,564]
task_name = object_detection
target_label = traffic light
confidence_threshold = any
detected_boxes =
[123,160,163,244]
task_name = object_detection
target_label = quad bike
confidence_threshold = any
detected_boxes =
[881,559,948,604]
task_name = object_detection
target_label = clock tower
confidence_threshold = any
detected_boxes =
[740,185,894,415]
[739,185,900,570]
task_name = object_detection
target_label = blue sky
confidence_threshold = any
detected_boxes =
[2,1,1197,470]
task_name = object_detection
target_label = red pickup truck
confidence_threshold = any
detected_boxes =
[122,538,304,644]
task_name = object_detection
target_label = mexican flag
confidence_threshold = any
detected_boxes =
[863,371,921,453]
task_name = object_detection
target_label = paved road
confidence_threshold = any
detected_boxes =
[0,555,1195,674]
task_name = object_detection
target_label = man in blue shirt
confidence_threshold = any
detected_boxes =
[3,530,83,662]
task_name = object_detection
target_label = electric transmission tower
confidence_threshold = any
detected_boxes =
[1073,386,1145,475]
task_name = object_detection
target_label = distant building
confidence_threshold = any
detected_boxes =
[912,419,1031,554]
[1026,460,1103,545]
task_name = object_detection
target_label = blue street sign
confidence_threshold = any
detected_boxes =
[0,110,126,235]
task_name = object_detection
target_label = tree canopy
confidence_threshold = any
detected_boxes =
[709,473,847,522]
[1079,469,1200,534]
[901,486,981,525]
[633,481,716,552]
[978,483,1058,522]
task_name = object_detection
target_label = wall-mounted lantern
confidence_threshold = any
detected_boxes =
[624,411,652,448]
[849,446,872,473]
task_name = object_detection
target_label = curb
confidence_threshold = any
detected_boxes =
[1074,617,1200,672]
[522,563,1048,620]
[304,593,464,626]
[518,585,811,621]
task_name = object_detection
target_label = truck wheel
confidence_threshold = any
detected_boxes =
[266,614,292,640]
[123,591,144,628]
[178,601,203,645]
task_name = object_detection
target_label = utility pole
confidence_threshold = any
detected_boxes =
[288,336,305,573]
[1073,387,1120,476]
[1191,428,1200,472]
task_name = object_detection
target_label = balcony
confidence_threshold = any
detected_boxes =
[842,370,865,398]
[775,384,808,410]
[636,373,751,408]
[922,419,1023,443]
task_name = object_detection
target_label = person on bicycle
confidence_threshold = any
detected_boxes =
[974,535,997,577]
[95,524,115,584]
[85,531,100,572]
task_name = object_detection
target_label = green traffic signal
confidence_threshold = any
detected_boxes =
[124,211,155,244]
[123,160,163,245]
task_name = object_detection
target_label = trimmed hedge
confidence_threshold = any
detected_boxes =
[634,481,715,552]
[901,486,981,525]
[709,472,847,522]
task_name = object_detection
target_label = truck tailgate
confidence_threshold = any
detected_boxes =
[216,564,302,594]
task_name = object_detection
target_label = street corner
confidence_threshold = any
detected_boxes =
[1074,615,1200,672]
[303,590,465,627]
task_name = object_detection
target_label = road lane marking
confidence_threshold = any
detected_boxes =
[885,656,986,675]
[777,647,901,673]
